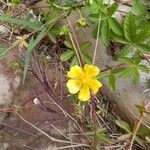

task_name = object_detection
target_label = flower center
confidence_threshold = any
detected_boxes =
[80,73,91,85]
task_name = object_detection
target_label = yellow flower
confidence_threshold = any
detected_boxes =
[15,35,28,48]
[67,64,102,101]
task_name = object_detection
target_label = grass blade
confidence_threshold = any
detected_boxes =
[0,16,42,30]
[23,27,47,83]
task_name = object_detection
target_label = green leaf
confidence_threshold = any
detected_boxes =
[117,46,132,57]
[48,27,60,43]
[60,50,74,61]
[118,134,132,141]
[118,57,133,65]
[108,17,123,36]
[109,74,116,91]
[80,41,92,51]
[0,16,42,30]
[137,44,150,54]
[96,73,109,80]
[23,37,34,83]
[135,136,145,146]
[138,64,149,73]
[132,0,147,16]
[64,41,73,49]
[133,69,140,84]
[101,19,110,46]
[119,67,136,78]
[112,33,128,44]
[133,52,141,64]
[82,53,92,64]
[146,136,150,143]
[71,56,79,66]
[23,27,47,83]
[108,2,118,16]
[136,24,150,42]
[115,120,132,133]
[96,134,111,143]
[0,46,9,59]
[124,13,136,42]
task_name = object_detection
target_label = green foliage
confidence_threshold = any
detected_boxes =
[0,46,9,59]
[60,40,92,64]
[115,120,132,133]
[10,0,21,6]
[135,102,150,115]
[117,53,149,84]
[116,119,150,146]
[86,125,110,150]
[132,0,147,16]
[0,16,42,30]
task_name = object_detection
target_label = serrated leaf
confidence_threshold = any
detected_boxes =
[109,74,116,91]
[117,46,132,57]
[82,53,92,64]
[138,64,149,73]
[108,17,123,36]
[71,56,79,66]
[23,27,47,83]
[118,134,132,141]
[64,41,73,49]
[137,44,150,54]
[112,33,128,44]
[101,19,110,46]
[133,69,140,84]
[92,24,101,39]
[118,57,133,65]
[119,67,136,78]
[96,73,109,80]
[136,24,150,42]
[115,120,132,133]
[60,50,74,61]
[108,2,118,16]
[124,13,136,42]
[0,16,42,30]
[132,0,147,16]
[133,52,141,64]
[80,41,92,51]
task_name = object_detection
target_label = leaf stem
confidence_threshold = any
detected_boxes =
[92,14,101,65]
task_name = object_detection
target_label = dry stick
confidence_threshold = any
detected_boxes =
[12,106,89,147]
[55,143,90,150]
[68,23,84,67]
[60,0,84,67]
[101,63,125,72]
[92,14,101,65]
[50,124,69,140]
[128,114,144,150]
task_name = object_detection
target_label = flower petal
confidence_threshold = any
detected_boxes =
[78,86,90,101]
[67,79,81,94]
[67,65,83,78]
[89,79,102,94]
[84,64,100,77]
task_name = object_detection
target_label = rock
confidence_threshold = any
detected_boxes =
[68,11,150,125]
